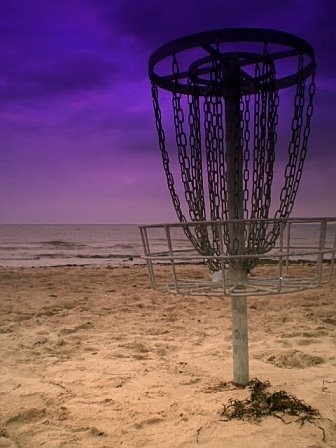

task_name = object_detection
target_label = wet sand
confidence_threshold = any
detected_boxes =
[0,265,335,447]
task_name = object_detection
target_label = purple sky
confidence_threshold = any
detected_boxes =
[1,0,335,224]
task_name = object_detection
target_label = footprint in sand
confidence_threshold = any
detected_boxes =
[134,416,164,429]
[58,321,94,335]
[261,350,324,368]
[12,313,33,322]
[5,407,46,425]
[0,436,17,448]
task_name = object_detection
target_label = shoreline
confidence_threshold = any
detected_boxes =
[0,265,335,447]
[1,256,333,269]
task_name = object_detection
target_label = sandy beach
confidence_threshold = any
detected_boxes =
[0,265,335,447]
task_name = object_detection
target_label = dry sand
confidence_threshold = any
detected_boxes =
[0,265,335,447]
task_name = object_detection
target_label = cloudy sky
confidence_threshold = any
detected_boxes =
[1,0,335,224]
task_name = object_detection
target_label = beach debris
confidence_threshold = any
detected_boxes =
[89,427,105,437]
[221,378,320,425]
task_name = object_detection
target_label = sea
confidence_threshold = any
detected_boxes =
[0,222,335,268]
[0,224,146,268]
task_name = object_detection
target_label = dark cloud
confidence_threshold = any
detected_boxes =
[0,0,116,105]
[1,0,335,223]
[89,0,336,80]
[91,0,298,47]
[63,100,153,139]
[28,53,116,94]
[0,53,118,104]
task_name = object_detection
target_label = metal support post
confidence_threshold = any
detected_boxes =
[225,66,249,385]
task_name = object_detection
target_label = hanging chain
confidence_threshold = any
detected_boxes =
[260,60,279,252]
[188,76,217,259]
[203,47,226,264]
[257,47,278,251]
[204,56,220,221]
[265,54,314,251]
[276,54,309,218]
[188,82,205,222]
[249,58,268,254]
[172,54,195,218]
[151,82,205,256]
[151,83,185,222]
[173,53,218,267]
[242,92,251,221]
[246,46,279,264]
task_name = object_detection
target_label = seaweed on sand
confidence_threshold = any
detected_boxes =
[221,378,320,427]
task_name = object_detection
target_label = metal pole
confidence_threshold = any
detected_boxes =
[140,227,156,289]
[231,295,249,385]
[224,64,249,385]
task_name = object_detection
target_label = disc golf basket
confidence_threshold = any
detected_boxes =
[140,28,336,385]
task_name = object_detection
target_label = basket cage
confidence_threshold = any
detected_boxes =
[140,217,336,297]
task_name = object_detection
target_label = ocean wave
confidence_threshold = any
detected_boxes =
[76,254,139,260]
[40,240,87,249]
[111,243,138,250]
[0,245,37,251]
[26,253,141,261]
[33,253,67,259]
